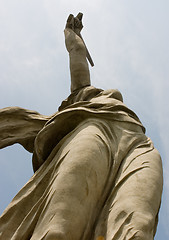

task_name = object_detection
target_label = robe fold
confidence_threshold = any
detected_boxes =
[0,86,163,240]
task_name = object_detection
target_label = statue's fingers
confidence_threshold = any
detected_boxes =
[76,12,83,21]
[74,13,83,31]
[67,14,74,23]
[74,18,80,27]
[66,14,74,29]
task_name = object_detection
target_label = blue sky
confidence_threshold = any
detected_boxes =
[0,1,168,239]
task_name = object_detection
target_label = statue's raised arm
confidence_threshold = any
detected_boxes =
[64,13,92,92]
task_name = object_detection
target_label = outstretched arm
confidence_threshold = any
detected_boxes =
[64,14,91,93]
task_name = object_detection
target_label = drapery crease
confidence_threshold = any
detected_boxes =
[0,86,163,240]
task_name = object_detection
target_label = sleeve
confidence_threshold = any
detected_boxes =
[0,107,49,153]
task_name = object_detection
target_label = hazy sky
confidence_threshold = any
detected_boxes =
[0,0,169,239]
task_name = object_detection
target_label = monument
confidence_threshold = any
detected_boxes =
[0,13,163,240]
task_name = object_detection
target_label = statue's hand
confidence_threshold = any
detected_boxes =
[74,13,83,35]
[64,14,85,54]
[65,13,83,34]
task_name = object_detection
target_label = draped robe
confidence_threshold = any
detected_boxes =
[0,86,163,240]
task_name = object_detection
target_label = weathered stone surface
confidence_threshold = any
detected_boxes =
[0,14,163,240]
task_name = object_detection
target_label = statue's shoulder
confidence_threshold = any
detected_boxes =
[100,89,123,102]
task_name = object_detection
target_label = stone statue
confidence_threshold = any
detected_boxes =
[0,13,163,240]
